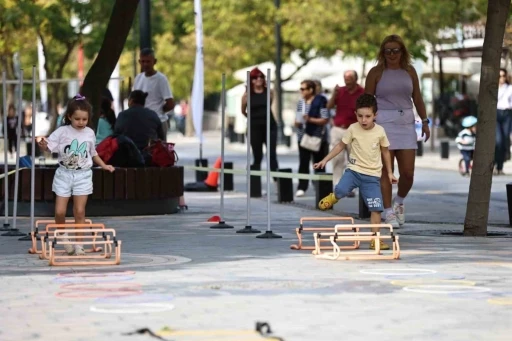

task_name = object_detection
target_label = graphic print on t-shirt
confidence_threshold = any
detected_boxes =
[60,139,88,170]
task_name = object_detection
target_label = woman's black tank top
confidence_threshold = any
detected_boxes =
[249,91,276,127]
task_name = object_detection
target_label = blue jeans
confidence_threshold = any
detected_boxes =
[334,169,383,212]
[460,150,473,174]
[495,110,512,171]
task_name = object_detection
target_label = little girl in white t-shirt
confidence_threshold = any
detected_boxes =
[38,94,114,255]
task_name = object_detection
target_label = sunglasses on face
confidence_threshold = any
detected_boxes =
[300,87,309,92]
[384,48,402,55]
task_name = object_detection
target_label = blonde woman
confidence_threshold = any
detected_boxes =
[365,34,430,228]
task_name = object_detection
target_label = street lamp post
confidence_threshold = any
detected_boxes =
[274,0,285,146]
[139,0,151,49]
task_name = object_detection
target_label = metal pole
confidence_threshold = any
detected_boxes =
[19,66,37,241]
[1,71,10,230]
[210,73,232,229]
[266,69,271,231]
[256,69,281,239]
[274,0,284,145]
[3,69,25,236]
[237,71,259,233]
[139,0,152,49]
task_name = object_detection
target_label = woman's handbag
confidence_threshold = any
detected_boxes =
[300,133,322,152]
[299,97,324,152]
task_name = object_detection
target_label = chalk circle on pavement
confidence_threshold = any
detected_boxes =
[57,271,136,277]
[95,294,174,304]
[53,275,135,284]
[403,285,492,294]
[391,280,476,287]
[56,290,142,299]
[360,268,437,276]
[59,283,142,291]
[488,297,512,305]
[90,303,175,314]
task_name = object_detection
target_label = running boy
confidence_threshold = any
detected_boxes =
[313,93,397,250]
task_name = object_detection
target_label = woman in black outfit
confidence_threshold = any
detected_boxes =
[241,67,279,176]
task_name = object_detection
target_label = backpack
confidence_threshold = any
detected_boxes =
[96,136,119,164]
[144,140,178,167]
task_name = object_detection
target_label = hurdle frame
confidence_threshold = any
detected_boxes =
[290,216,356,251]
[38,223,105,260]
[313,223,400,260]
[28,219,93,254]
[48,227,122,266]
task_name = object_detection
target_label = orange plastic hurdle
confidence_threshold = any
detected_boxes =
[290,216,356,251]
[313,224,400,260]
[47,226,122,266]
[28,219,93,254]
[38,223,105,260]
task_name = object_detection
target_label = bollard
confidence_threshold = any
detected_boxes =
[195,159,208,182]
[277,168,293,203]
[441,141,449,159]
[416,141,423,157]
[250,165,261,198]
[284,135,291,148]
[224,162,234,191]
[358,193,370,219]
[315,173,332,210]
[507,183,512,227]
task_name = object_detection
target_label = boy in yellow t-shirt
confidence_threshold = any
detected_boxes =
[313,94,397,250]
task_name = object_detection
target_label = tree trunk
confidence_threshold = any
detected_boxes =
[48,82,60,133]
[463,0,511,236]
[80,0,140,130]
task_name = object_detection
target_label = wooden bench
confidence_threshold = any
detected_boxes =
[0,166,184,216]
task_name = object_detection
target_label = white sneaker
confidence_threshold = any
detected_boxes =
[60,233,75,255]
[74,245,86,256]
[385,213,400,229]
[393,199,405,226]
[296,189,305,197]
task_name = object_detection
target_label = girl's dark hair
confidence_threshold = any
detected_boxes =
[129,90,148,106]
[62,95,93,125]
[101,97,116,128]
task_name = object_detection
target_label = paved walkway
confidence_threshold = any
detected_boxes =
[1,187,512,341]
[1,131,512,341]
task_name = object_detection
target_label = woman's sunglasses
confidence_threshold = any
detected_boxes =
[384,48,402,55]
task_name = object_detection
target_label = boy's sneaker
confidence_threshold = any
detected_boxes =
[318,193,338,210]
[74,245,86,256]
[60,233,75,255]
[370,239,390,250]
[385,213,400,229]
[393,199,405,226]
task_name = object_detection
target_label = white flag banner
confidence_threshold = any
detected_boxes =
[37,37,48,113]
[191,0,204,144]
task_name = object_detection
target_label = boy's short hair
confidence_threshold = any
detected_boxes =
[356,94,378,114]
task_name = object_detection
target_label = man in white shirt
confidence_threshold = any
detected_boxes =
[134,48,175,141]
